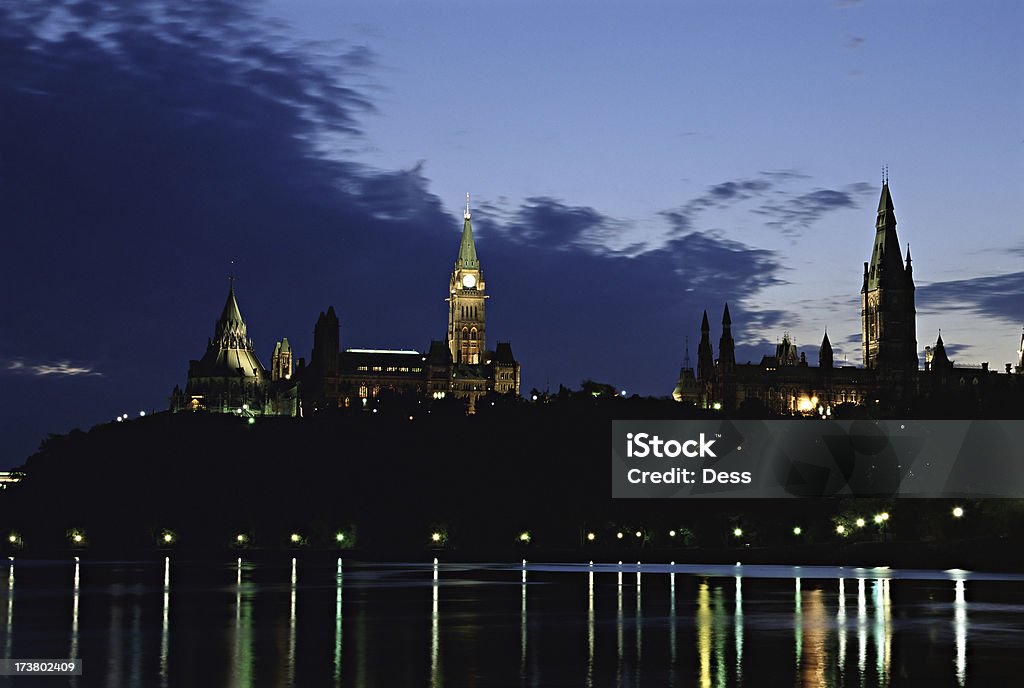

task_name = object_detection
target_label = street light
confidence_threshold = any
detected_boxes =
[519,531,531,543]
[792,526,802,536]
[586,532,595,541]
[616,531,624,539]
[855,518,866,528]
[732,527,743,538]
[336,532,346,543]
[290,533,301,544]
[836,524,846,535]
[669,529,677,537]
[952,506,964,519]
[431,532,442,543]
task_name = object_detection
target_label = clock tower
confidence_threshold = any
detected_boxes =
[447,194,487,364]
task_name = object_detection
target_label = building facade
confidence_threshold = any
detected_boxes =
[299,195,520,413]
[677,181,1023,414]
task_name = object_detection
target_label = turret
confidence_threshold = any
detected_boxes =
[819,330,833,369]
[697,310,713,383]
[718,304,735,374]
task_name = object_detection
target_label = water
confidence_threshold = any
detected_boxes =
[1,558,1023,686]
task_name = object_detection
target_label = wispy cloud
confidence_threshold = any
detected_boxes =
[4,359,103,377]
[754,182,874,236]
[916,272,1024,327]
[661,174,873,237]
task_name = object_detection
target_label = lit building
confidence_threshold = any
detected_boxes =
[171,283,277,415]
[681,180,1023,413]
[301,194,521,413]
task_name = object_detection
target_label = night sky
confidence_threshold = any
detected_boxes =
[1,1,1021,467]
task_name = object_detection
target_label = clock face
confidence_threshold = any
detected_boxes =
[462,273,477,289]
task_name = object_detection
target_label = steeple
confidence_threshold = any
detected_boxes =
[718,303,735,373]
[448,194,486,364]
[214,282,248,349]
[819,330,833,369]
[861,178,918,373]
[931,330,952,371]
[866,181,906,290]
[456,192,479,270]
[697,310,713,383]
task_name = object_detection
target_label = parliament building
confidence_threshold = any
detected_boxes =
[673,181,1024,414]
[171,196,520,416]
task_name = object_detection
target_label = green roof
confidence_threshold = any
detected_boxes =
[456,216,479,269]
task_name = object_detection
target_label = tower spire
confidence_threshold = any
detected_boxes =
[455,195,479,269]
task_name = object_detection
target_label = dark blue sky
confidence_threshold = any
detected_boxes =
[1,1,1021,466]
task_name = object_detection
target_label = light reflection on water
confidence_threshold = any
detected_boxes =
[0,560,1022,686]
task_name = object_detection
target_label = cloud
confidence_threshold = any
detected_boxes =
[755,182,873,236]
[476,196,626,250]
[917,272,1024,323]
[4,359,102,377]
[661,174,872,238]
[846,36,866,50]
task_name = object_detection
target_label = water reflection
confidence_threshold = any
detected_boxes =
[519,559,526,681]
[836,578,846,675]
[289,557,297,687]
[335,558,343,688]
[734,576,743,686]
[635,563,642,664]
[432,558,441,688]
[954,579,967,687]
[5,560,13,659]
[0,560,1006,687]
[160,556,169,688]
[70,560,79,688]
[586,566,594,688]
[857,577,867,677]
[230,558,253,688]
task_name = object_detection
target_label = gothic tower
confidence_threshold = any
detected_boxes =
[819,330,834,370]
[181,280,270,413]
[447,194,487,364]
[718,304,736,374]
[861,180,918,373]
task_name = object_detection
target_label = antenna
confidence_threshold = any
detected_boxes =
[465,192,471,219]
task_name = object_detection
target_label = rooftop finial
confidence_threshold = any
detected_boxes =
[229,260,235,288]
[465,192,471,220]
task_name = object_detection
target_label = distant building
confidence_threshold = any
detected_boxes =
[0,471,24,490]
[172,194,520,416]
[171,284,279,415]
[679,181,1023,413]
[301,195,521,413]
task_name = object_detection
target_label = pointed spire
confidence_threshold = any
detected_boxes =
[722,303,731,326]
[455,193,479,269]
[931,329,952,370]
[701,310,710,331]
[219,282,244,326]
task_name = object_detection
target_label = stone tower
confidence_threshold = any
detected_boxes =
[861,181,918,373]
[447,194,487,364]
[181,281,270,413]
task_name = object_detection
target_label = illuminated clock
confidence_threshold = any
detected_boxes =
[462,274,477,288]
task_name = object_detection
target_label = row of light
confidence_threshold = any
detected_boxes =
[115,411,147,422]
[6,510,967,548]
